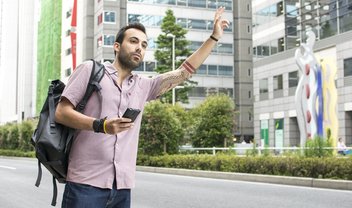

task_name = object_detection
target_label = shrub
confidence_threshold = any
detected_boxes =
[136,154,352,180]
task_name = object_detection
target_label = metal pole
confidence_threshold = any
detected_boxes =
[171,36,175,106]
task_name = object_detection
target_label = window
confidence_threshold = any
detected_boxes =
[344,57,352,77]
[145,61,156,72]
[219,88,233,97]
[189,41,203,52]
[135,63,143,71]
[147,38,156,49]
[177,0,187,6]
[217,43,233,54]
[103,35,115,46]
[218,65,233,76]
[248,112,252,121]
[97,13,103,25]
[259,79,268,93]
[128,14,163,27]
[65,48,71,55]
[207,87,218,96]
[208,65,217,75]
[248,91,251,98]
[259,78,268,93]
[177,18,187,28]
[188,0,206,8]
[188,19,207,30]
[208,20,214,31]
[218,0,232,10]
[155,0,176,5]
[248,68,251,76]
[66,29,71,37]
[104,11,116,23]
[196,64,207,75]
[189,87,206,97]
[65,68,72,77]
[66,9,72,18]
[289,71,299,87]
[208,0,217,9]
[273,75,283,91]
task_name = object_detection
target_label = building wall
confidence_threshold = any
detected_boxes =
[233,0,254,141]
[254,31,352,147]
[0,0,37,124]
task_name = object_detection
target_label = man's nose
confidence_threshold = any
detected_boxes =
[135,44,142,52]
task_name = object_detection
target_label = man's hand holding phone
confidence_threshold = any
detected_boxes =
[122,108,141,122]
[102,108,140,134]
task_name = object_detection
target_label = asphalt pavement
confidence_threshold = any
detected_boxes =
[0,157,351,208]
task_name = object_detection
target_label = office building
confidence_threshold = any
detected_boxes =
[252,0,352,147]
[0,0,38,124]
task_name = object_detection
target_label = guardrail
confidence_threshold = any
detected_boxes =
[179,146,352,156]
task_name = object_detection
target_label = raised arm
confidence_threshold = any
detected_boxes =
[156,7,230,96]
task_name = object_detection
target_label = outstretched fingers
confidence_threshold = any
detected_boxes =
[220,19,230,29]
[214,7,225,24]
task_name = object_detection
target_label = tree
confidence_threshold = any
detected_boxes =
[170,104,194,145]
[154,9,196,104]
[139,101,184,155]
[191,95,235,148]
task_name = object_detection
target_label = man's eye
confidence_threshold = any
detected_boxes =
[142,44,147,49]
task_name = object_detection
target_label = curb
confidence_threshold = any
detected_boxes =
[136,166,352,191]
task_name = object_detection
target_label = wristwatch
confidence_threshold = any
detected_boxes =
[93,118,104,133]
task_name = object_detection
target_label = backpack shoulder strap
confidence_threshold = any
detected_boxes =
[76,60,105,112]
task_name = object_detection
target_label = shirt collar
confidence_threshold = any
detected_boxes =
[103,61,136,81]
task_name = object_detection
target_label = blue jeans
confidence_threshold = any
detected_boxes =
[61,181,131,208]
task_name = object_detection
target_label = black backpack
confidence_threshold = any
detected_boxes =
[31,60,105,206]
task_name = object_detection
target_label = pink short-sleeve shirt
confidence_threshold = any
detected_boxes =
[61,61,162,189]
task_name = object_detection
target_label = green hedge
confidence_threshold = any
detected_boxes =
[0,121,35,151]
[137,154,352,180]
[0,149,35,157]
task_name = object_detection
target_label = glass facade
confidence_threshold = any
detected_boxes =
[195,64,233,76]
[188,87,233,98]
[253,0,352,59]
[128,0,232,10]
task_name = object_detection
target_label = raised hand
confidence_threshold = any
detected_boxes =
[212,7,230,40]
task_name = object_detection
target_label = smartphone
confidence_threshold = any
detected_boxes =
[122,108,141,122]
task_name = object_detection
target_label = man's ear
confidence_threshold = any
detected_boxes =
[113,42,120,54]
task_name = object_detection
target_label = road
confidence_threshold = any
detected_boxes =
[0,157,351,208]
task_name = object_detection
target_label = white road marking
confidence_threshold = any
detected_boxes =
[0,165,16,170]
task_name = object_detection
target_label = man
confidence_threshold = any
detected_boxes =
[55,7,229,208]
[337,137,347,155]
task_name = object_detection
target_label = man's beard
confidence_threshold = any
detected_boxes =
[118,48,142,70]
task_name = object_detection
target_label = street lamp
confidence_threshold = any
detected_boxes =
[167,34,176,105]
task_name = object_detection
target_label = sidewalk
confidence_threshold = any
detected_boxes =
[137,166,352,191]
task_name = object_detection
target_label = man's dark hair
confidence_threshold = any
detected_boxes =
[114,22,146,56]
